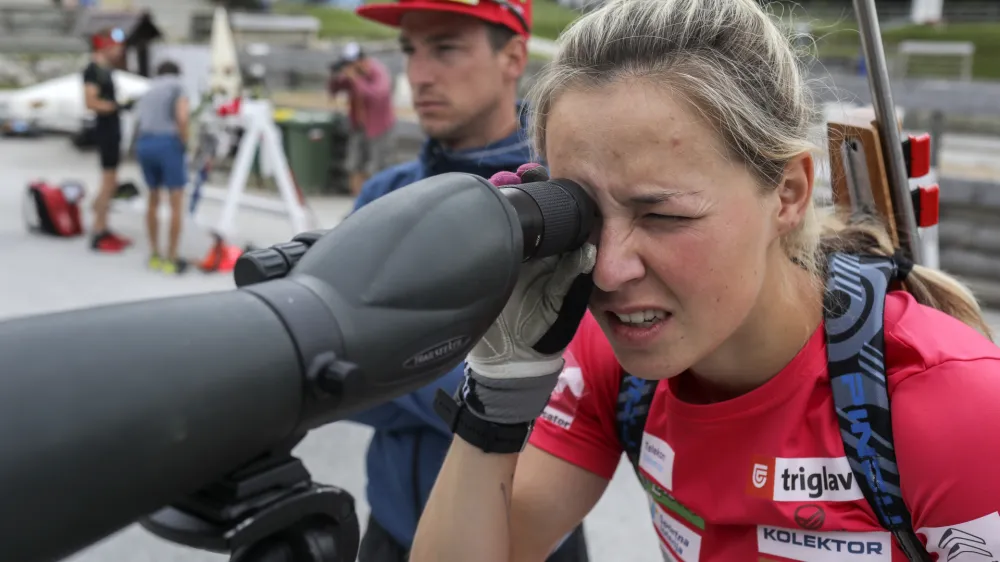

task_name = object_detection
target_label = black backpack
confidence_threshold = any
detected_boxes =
[615,252,932,561]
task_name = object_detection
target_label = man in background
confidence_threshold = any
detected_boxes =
[328,42,396,196]
[82,27,132,253]
[342,0,590,561]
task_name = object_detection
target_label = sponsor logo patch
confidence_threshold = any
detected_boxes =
[638,432,675,490]
[651,502,702,562]
[747,456,863,502]
[793,504,826,530]
[918,511,1000,561]
[757,526,892,561]
[751,459,772,490]
[540,366,584,429]
[641,474,705,531]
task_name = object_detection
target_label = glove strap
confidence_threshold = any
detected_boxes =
[433,386,533,455]
[532,272,593,355]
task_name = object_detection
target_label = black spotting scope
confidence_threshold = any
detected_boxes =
[0,171,596,562]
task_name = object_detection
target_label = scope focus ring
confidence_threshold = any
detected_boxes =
[515,180,585,259]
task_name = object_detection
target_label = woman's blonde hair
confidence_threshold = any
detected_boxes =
[525,0,994,340]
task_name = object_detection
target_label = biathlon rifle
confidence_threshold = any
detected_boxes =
[826,0,940,262]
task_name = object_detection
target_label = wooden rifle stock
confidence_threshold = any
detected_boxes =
[827,111,902,247]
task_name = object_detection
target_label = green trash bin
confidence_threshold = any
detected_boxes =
[326,113,351,194]
[281,111,346,195]
[274,108,293,157]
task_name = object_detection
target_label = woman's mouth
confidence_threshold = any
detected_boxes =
[605,309,671,345]
[613,309,667,327]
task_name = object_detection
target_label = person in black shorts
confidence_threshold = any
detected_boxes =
[83,28,133,253]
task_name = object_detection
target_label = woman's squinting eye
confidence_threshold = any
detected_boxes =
[645,213,692,221]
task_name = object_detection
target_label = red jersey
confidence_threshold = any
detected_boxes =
[530,291,1000,561]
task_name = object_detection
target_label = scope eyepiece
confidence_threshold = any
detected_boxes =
[234,229,330,287]
[500,178,597,262]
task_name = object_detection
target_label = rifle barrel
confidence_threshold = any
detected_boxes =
[853,0,924,263]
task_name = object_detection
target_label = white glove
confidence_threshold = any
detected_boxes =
[468,243,597,377]
[462,242,597,424]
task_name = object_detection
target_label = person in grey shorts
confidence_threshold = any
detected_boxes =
[345,124,392,178]
[328,42,396,196]
[134,60,190,274]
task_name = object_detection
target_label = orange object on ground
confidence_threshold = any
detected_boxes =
[199,235,243,273]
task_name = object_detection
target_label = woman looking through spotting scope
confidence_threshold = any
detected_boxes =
[412,0,1000,560]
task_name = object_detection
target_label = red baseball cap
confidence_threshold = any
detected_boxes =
[92,27,125,51]
[356,0,532,37]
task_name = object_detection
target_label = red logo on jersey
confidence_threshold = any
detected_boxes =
[793,504,825,530]
[541,366,585,430]
[747,455,776,499]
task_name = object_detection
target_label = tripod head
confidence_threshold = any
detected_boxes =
[141,442,357,562]
[141,441,358,562]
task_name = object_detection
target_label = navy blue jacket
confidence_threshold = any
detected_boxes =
[347,119,533,547]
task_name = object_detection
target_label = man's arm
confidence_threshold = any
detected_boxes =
[327,75,349,101]
[351,174,384,212]
[347,363,465,434]
[175,92,190,145]
[83,66,118,115]
[84,84,118,115]
[346,63,390,99]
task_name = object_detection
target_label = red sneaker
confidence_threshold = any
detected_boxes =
[108,232,133,247]
[91,232,128,253]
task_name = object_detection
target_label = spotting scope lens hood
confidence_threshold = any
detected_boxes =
[234,173,598,285]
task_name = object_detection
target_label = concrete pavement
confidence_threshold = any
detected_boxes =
[0,136,997,562]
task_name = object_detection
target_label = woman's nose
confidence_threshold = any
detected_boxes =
[592,226,645,292]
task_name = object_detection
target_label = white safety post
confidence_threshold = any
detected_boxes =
[913,168,940,270]
[213,98,311,241]
[113,98,314,245]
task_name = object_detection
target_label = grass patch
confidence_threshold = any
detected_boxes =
[883,23,1000,79]
[273,2,398,40]
[269,3,1000,80]
[809,21,1000,80]
[273,0,581,41]
[531,0,581,40]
